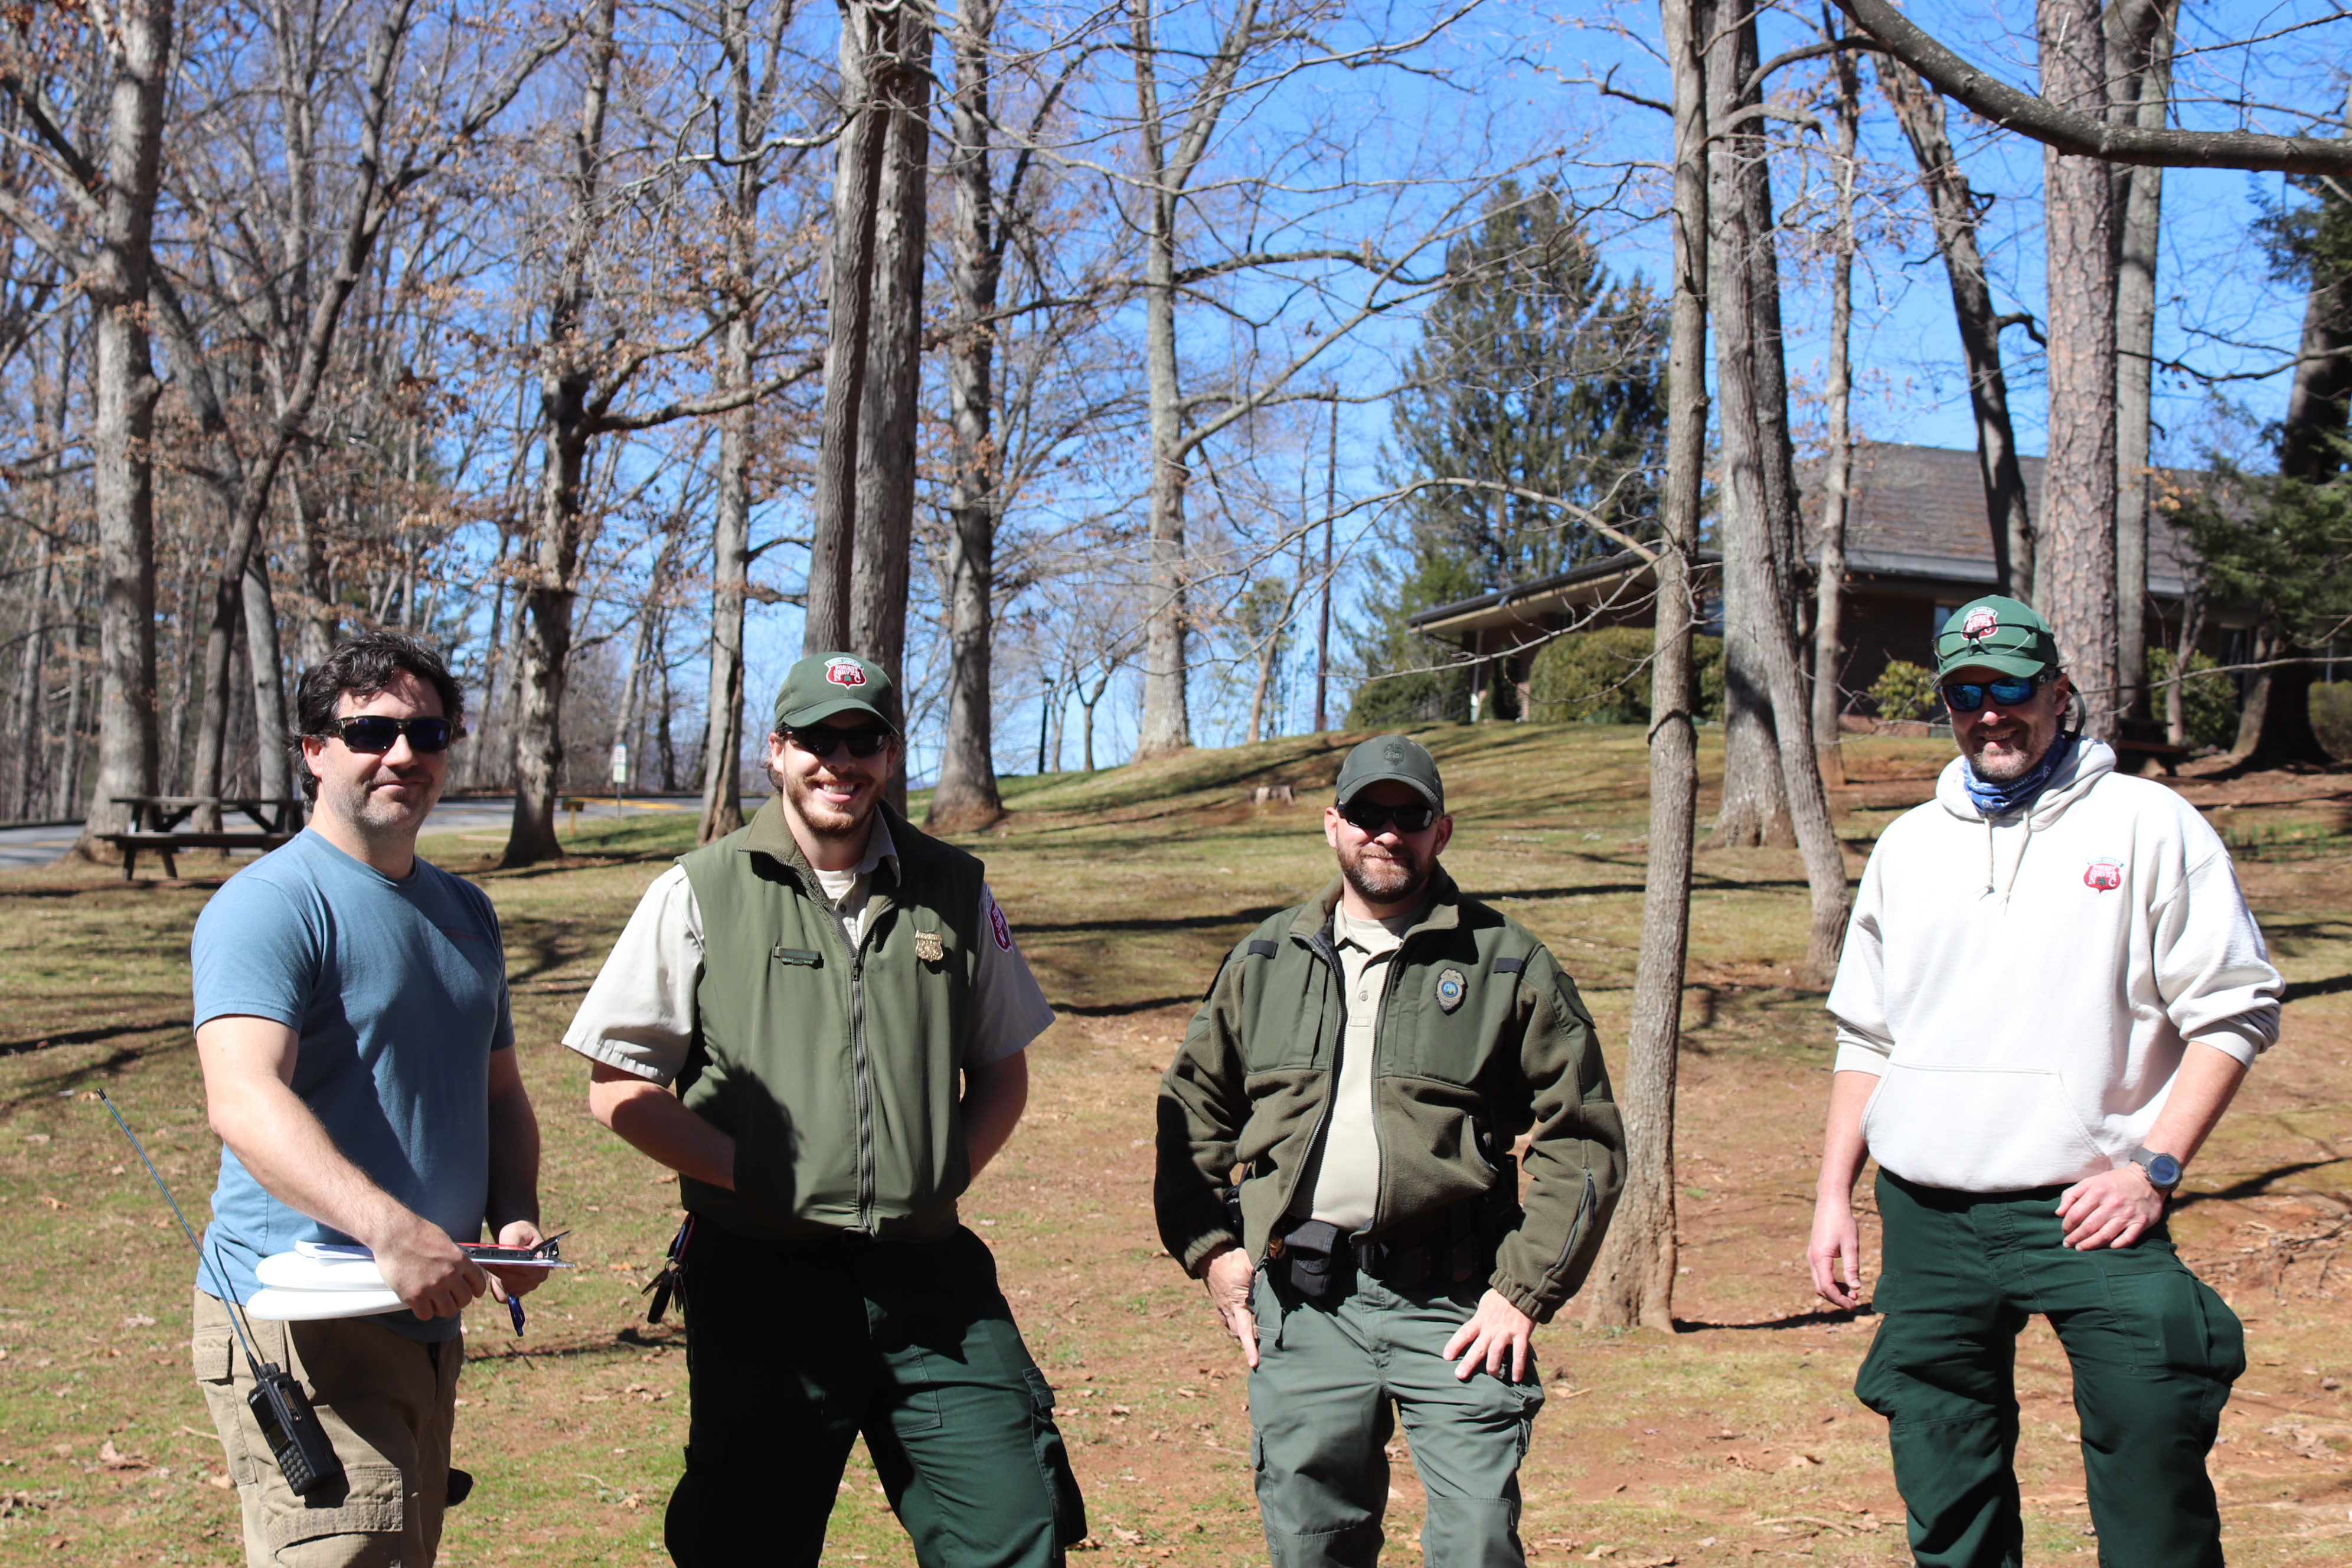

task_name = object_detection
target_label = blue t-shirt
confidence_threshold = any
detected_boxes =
[191,829,515,1342]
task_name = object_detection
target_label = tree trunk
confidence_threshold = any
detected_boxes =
[8,526,51,819]
[2110,0,2173,723]
[927,0,1006,835]
[700,329,754,842]
[805,0,894,654]
[75,0,172,855]
[289,469,337,668]
[1882,68,2037,599]
[2037,0,2121,741]
[2228,97,2350,769]
[1585,0,1709,1333]
[241,540,292,802]
[1709,5,1850,979]
[1812,24,1861,789]
[1127,0,1260,757]
[1706,22,1791,851]
[846,0,929,694]
[2164,588,2203,747]
[698,0,765,845]
[504,0,617,867]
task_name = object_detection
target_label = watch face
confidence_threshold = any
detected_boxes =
[2148,1153,2182,1188]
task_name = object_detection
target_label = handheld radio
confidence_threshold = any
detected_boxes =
[100,1091,346,1498]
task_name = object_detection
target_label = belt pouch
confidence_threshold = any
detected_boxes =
[1283,1220,1345,1301]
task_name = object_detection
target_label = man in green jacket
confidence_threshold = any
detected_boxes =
[565,651,1083,1568]
[1157,734,1626,1568]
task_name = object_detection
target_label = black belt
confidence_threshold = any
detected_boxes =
[1273,1198,1493,1300]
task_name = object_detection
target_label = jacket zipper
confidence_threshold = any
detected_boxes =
[1271,925,1345,1254]
[808,873,878,1233]
[1289,921,1423,1242]
[1551,1167,1598,1278]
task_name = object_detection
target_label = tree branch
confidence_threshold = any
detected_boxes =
[1827,0,2352,172]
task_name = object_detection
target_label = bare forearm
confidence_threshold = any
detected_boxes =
[2144,1041,2250,1167]
[485,1074,542,1234]
[589,1069,736,1188]
[961,1053,1030,1177]
[210,1076,424,1250]
[1815,1069,1878,1197]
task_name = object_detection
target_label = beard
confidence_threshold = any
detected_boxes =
[1961,721,2054,782]
[780,761,878,845]
[1340,837,1431,907]
[322,765,439,843]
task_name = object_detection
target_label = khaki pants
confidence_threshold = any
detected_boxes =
[192,1290,462,1567]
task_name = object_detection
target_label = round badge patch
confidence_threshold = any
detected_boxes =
[1383,739,1408,766]
[1961,606,2000,639]
[2083,857,2123,891]
[824,657,867,687]
[1436,968,1466,1012]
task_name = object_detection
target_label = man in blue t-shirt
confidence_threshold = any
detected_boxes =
[190,632,543,1567]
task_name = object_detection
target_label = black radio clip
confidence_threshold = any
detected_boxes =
[100,1090,345,1498]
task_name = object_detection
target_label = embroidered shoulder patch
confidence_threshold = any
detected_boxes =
[2083,858,2124,891]
[988,899,1014,951]
[1436,968,1467,1012]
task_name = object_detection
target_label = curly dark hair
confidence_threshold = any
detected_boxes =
[289,632,467,802]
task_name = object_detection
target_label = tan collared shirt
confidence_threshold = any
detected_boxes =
[563,814,1054,1084]
[1289,903,1417,1231]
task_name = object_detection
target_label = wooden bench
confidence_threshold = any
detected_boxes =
[106,795,306,880]
[104,831,295,880]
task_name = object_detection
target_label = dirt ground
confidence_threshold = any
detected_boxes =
[1,727,2346,1566]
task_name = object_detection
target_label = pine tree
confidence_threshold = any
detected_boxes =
[1350,183,1667,725]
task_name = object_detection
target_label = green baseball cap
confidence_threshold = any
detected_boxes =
[772,651,898,734]
[1334,734,1444,811]
[1933,596,2060,681]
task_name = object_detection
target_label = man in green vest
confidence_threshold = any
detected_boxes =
[565,651,1084,1568]
[1156,734,1626,1568]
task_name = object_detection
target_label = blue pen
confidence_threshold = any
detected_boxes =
[507,1292,525,1336]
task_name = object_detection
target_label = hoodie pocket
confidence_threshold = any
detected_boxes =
[1859,1062,2107,1190]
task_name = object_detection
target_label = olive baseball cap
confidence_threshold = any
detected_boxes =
[772,651,898,734]
[1334,734,1444,811]
[1933,596,2060,681]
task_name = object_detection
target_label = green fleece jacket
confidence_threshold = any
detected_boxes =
[1154,868,1626,1322]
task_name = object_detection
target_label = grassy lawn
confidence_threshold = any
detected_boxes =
[2,723,2347,1564]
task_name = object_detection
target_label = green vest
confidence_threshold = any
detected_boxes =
[675,799,986,1240]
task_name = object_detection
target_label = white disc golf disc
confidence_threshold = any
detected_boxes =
[257,1252,388,1292]
[246,1286,406,1321]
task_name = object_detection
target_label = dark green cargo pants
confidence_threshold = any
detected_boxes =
[1857,1171,2243,1568]
[665,1223,1085,1568]
[1247,1270,1543,1568]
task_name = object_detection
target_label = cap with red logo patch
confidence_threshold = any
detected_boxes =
[773,651,900,734]
[1933,594,2061,682]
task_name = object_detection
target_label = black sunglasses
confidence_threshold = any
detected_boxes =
[316,715,457,754]
[1941,675,2041,714]
[785,724,891,760]
[1338,799,1440,835]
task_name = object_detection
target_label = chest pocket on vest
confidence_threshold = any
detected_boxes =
[1240,943,1334,1074]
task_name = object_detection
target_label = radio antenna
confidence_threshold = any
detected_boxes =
[98,1089,344,1495]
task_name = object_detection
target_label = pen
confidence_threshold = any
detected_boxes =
[508,1292,526,1336]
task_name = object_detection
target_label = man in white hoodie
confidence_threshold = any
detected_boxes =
[1808,594,2281,1568]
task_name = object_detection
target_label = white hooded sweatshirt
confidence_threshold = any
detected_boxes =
[1827,737,2282,1192]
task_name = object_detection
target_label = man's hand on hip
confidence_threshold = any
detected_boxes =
[1442,1290,1535,1382]
[371,1211,489,1320]
[1809,1191,1865,1309]
[1198,1243,1259,1369]
[2057,1164,2165,1250]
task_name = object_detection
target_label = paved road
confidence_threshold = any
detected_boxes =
[0,793,707,872]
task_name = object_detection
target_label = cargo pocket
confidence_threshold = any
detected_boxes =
[190,1316,259,1488]
[1022,1366,1087,1547]
[265,1461,404,1558]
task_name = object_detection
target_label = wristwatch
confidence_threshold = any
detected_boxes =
[2129,1146,2184,1195]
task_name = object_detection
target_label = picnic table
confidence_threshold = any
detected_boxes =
[106,796,306,880]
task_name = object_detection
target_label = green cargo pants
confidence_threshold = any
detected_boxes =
[664,1223,1085,1568]
[1856,1171,2244,1568]
[1247,1269,1543,1568]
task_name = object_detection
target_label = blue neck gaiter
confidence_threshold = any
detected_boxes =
[1962,732,2076,818]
